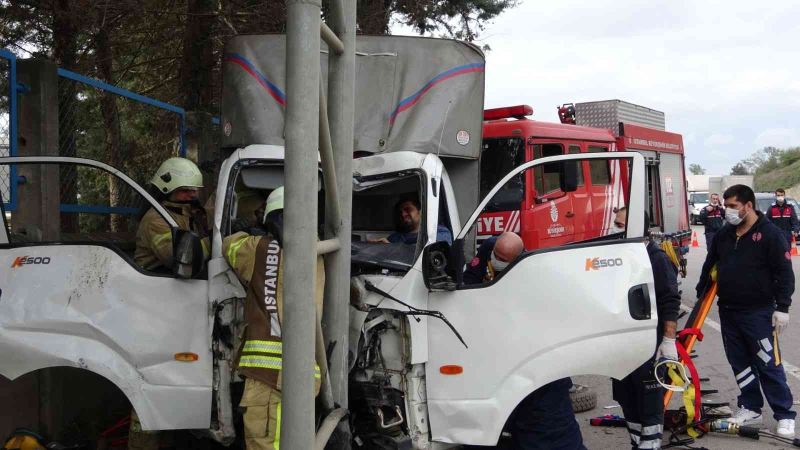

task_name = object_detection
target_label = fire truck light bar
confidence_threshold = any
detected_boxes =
[483,105,533,121]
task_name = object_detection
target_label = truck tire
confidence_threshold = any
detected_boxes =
[569,384,597,413]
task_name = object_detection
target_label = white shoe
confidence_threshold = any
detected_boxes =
[777,419,795,438]
[728,407,762,426]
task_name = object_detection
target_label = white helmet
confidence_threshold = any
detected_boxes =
[262,186,284,224]
[151,157,203,194]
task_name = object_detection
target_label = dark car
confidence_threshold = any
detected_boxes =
[755,192,800,217]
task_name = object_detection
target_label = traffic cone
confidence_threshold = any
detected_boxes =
[792,235,798,256]
[691,231,699,248]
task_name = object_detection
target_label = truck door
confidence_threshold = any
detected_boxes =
[424,152,656,446]
[0,157,212,430]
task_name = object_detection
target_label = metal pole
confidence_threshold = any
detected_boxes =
[282,1,322,448]
[323,0,355,444]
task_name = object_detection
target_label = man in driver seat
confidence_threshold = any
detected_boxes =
[370,193,452,245]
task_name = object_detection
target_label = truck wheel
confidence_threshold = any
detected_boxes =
[569,384,597,413]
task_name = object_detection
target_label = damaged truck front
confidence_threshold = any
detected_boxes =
[0,35,658,448]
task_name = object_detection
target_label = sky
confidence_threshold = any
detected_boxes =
[392,0,800,176]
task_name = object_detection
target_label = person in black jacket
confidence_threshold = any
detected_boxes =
[696,184,796,438]
[463,232,586,450]
[611,207,681,450]
[699,192,724,250]
[767,188,799,247]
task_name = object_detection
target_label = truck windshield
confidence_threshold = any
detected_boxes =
[690,193,709,204]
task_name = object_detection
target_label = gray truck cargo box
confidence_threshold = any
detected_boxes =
[575,100,665,134]
[221,35,485,161]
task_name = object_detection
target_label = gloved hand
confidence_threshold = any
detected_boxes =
[657,336,679,361]
[773,311,790,335]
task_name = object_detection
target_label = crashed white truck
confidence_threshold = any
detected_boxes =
[0,36,658,448]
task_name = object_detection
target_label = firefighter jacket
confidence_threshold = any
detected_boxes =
[222,231,324,392]
[135,200,210,271]
[767,203,799,238]
[699,205,725,235]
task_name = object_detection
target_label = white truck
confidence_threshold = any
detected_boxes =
[0,36,659,448]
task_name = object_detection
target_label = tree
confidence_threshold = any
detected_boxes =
[688,164,706,175]
[731,162,750,175]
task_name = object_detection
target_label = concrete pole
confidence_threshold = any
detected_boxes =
[282,1,322,448]
[323,0,355,439]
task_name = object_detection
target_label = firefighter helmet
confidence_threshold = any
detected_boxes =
[150,157,203,194]
[262,186,284,224]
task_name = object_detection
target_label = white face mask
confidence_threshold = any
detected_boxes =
[490,251,510,272]
[777,196,786,204]
[610,225,625,234]
[725,207,743,226]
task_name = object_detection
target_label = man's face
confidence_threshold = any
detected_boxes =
[170,187,200,202]
[723,197,751,217]
[398,201,421,232]
[776,192,785,203]
[710,194,719,205]
[614,210,627,229]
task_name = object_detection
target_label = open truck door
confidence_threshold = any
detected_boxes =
[0,157,212,430]
[422,152,657,445]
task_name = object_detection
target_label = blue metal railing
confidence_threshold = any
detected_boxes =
[0,48,19,212]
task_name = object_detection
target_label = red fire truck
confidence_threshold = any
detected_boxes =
[478,101,691,252]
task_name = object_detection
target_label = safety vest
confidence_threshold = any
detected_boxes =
[223,232,324,392]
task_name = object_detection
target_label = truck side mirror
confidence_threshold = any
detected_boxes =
[422,241,457,291]
[173,229,205,279]
[561,161,579,193]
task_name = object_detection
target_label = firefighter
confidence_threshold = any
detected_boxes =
[134,157,210,272]
[223,186,325,450]
[767,188,799,247]
[696,184,795,437]
[699,192,724,250]
[463,232,586,450]
[369,194,452,245]
[612,207,680,450]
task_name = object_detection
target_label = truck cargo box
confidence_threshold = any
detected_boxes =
[575,99,665,133]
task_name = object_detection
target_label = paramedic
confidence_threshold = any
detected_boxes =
[696,184,795,438]
[612,207,680,450]
[767,188,799,247]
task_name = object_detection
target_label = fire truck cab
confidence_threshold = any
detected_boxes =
[479,104,691,253]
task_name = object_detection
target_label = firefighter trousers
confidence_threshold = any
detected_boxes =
[612,359,665,450]
[510,377,586,450]
[240,377,282,450]
[720,305,796,421]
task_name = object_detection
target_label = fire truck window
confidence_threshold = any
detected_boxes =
[480,138,525,213]
[533,144,564,194]
[588,146,611,185]
[568,145,584,187]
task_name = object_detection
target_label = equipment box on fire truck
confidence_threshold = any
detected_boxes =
[479,100,691,256]
[0,37,658,447]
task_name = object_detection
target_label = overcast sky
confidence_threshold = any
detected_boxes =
[394,0,800,176]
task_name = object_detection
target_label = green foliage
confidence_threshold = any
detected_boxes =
[740,147,800,191]
[730,162,749,175]
[688,163,705,175]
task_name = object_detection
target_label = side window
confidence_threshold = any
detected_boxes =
[533,143,565,195]
[480,138,525,212]
[0,161,173,274]
[588,146,610,185]
[568,145,584,187]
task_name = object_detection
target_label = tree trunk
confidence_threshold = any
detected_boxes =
[179,0,216,112]
[95,26,125,232]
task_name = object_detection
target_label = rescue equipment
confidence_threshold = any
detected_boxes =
[2,429,46,450]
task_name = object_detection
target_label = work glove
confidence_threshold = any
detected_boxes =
[773,311,790,335]
[657,336,679,361]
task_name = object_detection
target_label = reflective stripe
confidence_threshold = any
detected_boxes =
[736,366,753,381]
[243,340,282,355]
[627,422,642,432]
[629,433,641,444]
[152,231,172,247]
[757,349,771,364]
[274,399,281,450]
[760,338,773,352]
[239,355,282,370]
[639,438,661,449]
[227,236,249,269]
[201,238,209,257]
[739,374,756,389]
[315,365,321,380]
[642,424,663,435]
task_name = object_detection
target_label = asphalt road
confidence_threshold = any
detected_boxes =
[575,225,800,450]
